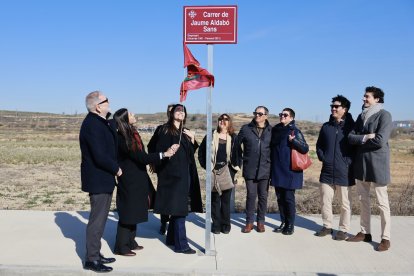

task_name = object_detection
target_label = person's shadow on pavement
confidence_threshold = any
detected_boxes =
[54,212,87,264]
[54,211,119,264]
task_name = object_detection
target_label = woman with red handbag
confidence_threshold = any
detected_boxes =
[270,108,309,235]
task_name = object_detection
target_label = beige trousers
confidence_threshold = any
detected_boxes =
[320,183,352,232]
[356,180,391,240]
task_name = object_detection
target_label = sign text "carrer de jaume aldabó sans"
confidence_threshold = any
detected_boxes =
[184,6,237,44]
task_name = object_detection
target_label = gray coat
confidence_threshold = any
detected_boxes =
[348,109,392,185]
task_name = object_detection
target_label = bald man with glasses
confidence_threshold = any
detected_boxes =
[80,91,122,272]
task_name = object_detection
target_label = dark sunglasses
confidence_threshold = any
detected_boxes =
[330,104,342,109]
[219,117,229,121]
[97,98,109,105]
[253,112,266,117]
[174,106,184,112]
[279,113,289,118]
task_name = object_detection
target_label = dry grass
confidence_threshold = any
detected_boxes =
[1,112,413,215]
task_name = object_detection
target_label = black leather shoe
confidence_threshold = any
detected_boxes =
[273,223,285,233]
[84,260,113,273]
[282,224,294,235]
[132,245,144,251]
[99,254,116,264]
[212,229,220,234]
[159,222,167,235]
[114,250,136,256]
[178,248,196,254]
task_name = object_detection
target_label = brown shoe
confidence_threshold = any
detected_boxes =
[376,239,390,251]
[315,227,333,237]
[335,231,348,241]
[242,223,254,233]
[347,232,372,242]
[257,222,265,233]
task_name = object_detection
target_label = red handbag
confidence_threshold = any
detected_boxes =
[290,131,312,171]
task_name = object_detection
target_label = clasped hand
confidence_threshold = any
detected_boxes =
[164,144,180,158]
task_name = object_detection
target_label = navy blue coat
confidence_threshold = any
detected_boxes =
[316,113,355,186]
[79,112,119,194]
[270,121,309,190]
[237,120,272,180]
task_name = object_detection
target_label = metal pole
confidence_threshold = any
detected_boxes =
[204,44,214,255]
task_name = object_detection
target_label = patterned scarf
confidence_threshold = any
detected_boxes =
[361,103,383,126]
[132,129,143,151]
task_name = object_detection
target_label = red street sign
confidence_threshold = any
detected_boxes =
[184,5,238,44]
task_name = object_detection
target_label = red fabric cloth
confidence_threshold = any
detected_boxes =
[180,44,214,102]
[132,129,143,152]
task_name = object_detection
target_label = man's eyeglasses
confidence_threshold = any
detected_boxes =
[98,98,109,105]
[330,104,342,109]
[279,113,289,118]
[253,112,266,117]
[218,117,229,121]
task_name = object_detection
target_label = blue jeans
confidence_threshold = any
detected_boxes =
[166,216,190,252]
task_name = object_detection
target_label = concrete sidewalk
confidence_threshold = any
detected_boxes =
[0,210,413,275]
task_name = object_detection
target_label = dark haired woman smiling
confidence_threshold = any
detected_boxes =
[153,104,203,254]
[270,108,309,235]
[112,108,178,256]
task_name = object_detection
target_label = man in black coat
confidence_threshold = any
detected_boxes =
[238,106,272,233]
[79,91,122,273]
[315,95,355,240]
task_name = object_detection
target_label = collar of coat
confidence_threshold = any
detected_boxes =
[328,113,354,127]
[248,119,271,134]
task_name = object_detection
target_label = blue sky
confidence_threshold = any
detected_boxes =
[1,0,413,121]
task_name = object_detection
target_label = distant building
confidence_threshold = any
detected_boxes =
[393,121,413,129]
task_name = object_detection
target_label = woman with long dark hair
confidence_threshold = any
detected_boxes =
[198,113,241,234]
[153,104,203,254]
[112,108,178,256]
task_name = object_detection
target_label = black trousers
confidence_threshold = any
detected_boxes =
[114,222,139,254]
[86,193,112,262]
[211,189,232,232]
[245,179,269,224]
[275,187,296,226]
[161,214,170,224]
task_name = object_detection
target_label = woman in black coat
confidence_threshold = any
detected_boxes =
[270,108,309,235]
[154,104,203,254]
[113,108,177,256]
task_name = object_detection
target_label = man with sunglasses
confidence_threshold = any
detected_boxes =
[238,106,272,233]
[80,91,122,272]
[347,86,392,252]
[315,95,355,240]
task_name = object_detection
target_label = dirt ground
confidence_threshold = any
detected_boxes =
[1,113,413,215]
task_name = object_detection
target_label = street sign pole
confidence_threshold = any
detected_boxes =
[183,5,237,256]
[204,44,214,256]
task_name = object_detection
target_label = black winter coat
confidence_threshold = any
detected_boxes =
[154,125,203,216]
[79,112,119,194]
[316,113,356,186]
[238,120,272,180]
[116,133,160,225]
